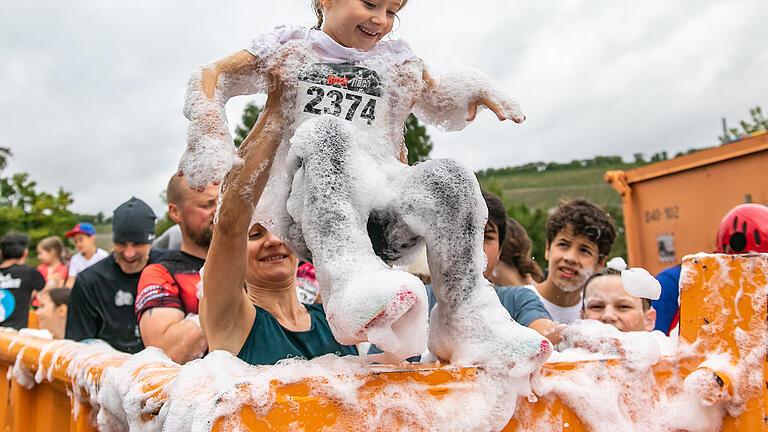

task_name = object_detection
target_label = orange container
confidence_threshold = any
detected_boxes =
[0,254,765,430]
[606,133,768,275]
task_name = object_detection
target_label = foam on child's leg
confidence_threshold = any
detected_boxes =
[285,115,428,360]
[386,158,551,372]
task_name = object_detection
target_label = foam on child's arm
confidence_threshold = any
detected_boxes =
[412,67,524,132]
[179,54,269,190]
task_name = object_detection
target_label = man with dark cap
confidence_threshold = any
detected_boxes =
[65,197,169,353]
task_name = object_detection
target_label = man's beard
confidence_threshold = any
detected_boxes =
[188,225,213,249]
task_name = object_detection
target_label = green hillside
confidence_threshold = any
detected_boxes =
[476,159,645,264]
[482,166,626,210]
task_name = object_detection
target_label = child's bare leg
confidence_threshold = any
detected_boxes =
[389,158,551,373]
[286,115,428,361]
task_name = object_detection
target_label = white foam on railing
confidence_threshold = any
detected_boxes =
[2,255,765,431]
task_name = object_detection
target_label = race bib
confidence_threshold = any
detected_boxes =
[295,63,386,128]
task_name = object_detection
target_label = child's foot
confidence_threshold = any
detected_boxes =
[324,267,428,362]
[428,287,552,377]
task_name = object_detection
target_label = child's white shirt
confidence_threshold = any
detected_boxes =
[523,285,582,325]
[246,25,418,64]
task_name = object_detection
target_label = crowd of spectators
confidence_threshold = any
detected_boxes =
[1,152,766,367]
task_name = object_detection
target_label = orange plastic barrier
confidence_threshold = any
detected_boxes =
[0,254,765,431]
[27,310,38,330]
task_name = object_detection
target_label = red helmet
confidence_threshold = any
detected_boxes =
[716,204,768,254]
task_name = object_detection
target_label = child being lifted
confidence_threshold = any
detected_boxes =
[181,0,551,372]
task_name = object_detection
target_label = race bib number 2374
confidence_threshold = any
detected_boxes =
[295,63,386,128]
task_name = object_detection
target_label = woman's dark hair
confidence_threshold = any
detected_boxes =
[0,232,29,260]
[481,190,507,247]
[546,199,616,257]
[583,267,651,310]
[500,218,544,283]
[43,288,71,308]
[312,0,409,30]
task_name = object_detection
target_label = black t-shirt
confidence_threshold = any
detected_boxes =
[65,249,170,353]
[0,264,45,329]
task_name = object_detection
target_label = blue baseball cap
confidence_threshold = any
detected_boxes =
[66,222,96,238]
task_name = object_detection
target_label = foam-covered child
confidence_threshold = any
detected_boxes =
[582,257,660,332]
[179,0,551,370]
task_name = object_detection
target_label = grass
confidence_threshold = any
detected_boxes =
[479,165,634,210]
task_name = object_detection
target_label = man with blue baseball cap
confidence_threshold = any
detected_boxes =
[64,222,109,288]
[66,197,169,353]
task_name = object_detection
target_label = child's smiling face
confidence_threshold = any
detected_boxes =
[583,275,655,332]
[320,0,402,51]
[544,224,603,293]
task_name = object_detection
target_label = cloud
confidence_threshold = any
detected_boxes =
[1,0,766,216]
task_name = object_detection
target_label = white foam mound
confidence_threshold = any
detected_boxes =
[621,267,662,300]
[11,336,532,432]
[541,318,764,432]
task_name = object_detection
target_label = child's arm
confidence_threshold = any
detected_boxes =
[413,66,525,132]
[179,50,267,191]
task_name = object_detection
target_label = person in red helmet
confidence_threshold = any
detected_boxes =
[653,203,768,336]
[715,204,768,254]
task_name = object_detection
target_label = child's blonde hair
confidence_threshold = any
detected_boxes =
[312,0,409,30]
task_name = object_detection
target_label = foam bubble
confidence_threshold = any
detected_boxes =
[621,267,662,300]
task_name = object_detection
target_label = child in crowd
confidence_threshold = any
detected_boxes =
[182,0,549,366]
[490,217,543,287]
[582,258,659,332]
[64,223,109,288]
[529,199,617,324]
[36,288,70,339]
[36,236,68,289]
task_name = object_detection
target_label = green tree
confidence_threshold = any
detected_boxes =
[0,172,78,250]
[505,201,549,265]
[603,205,627,260]
[0,147,11,172]
[154,185,174,236]
[719,106,768,143]
[233,102,264,148]
[404,114,433,165]
[649,151,668,163]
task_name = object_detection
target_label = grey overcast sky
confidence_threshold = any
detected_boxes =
[1,0,766,216]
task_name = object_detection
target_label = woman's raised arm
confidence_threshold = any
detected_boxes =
[198,80,285,354]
